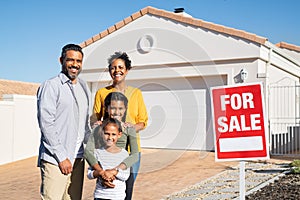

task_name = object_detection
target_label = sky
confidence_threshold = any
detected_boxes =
[0,0,299,83]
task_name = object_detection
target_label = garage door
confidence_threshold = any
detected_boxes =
[128,75,226,151]
[141,89,207,150]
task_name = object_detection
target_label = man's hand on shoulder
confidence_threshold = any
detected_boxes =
[58,159,73,175]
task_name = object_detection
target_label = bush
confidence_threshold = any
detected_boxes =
[290,159,300,174]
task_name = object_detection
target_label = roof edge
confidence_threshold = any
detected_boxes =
[80,6,268,48]
[275,42,300,53]
[80,6,152,48]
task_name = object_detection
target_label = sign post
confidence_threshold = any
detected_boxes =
[210,83,269,199]
[240,161,245,200]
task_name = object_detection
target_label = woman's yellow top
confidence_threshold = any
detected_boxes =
[92,85,148,151]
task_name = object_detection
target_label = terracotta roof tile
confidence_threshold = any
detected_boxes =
[115,20,125,29]
[123,16,133,25]
[181,16,194,24]
[0,79,40,100]
[92,34,101,42]
[147,6,157,14]
[201,22,214,30]
[163,11,176,19]
[193,19,204,27]
[276,42,300,53]
[84,38,94,47]
[107,25,116,34]
[224,27,236,35]
[100,29,109,38]
[140,7,148,15]
[80,6,268,48]
[148,7,164,16]
[169,13,183,22]
[213,24,225,33]
[131,10,142,20]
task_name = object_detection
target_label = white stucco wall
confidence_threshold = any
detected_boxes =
[81,15,262,82]
[0,95,39,165]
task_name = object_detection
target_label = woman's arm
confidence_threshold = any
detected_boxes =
[84,127,99,167]
[116,127,139,170]
[108,150,131,181]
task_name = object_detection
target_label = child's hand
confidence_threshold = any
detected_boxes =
[102,169,117,181]
[101,179,115,188]
[106,169,118,176]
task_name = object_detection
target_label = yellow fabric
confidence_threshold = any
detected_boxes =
[93,85,148,151]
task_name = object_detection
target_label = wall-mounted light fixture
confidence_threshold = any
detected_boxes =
[234,68,248,83]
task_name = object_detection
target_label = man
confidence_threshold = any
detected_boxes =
[37,44,91,200]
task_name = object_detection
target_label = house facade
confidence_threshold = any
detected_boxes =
[79,6,300,153]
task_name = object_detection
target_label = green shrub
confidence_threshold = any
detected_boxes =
[290,159,300,174]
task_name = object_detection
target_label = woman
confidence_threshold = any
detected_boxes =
[90,52,148,199]
[92,51,148,132]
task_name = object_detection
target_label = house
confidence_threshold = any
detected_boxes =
[79,6,300,153]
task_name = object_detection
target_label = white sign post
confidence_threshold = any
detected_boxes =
[240,161,246,200]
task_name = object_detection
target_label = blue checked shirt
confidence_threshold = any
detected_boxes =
[37,72,91,166]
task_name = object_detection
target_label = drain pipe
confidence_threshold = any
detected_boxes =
[265,45,272,153]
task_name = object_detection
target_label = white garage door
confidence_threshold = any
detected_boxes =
[141,89,207,150]
[128,75,226,151]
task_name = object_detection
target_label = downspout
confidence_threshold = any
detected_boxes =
[266,46,272,153]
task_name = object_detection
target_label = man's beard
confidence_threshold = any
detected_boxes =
[62,66,81,81]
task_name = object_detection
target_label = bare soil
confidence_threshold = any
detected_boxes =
[246,173,300,200]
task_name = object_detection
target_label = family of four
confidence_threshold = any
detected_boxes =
[37,44,148,200]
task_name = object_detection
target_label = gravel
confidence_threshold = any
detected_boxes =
[164,161,292,200]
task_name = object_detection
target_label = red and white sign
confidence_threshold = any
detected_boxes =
[211,83,269,161]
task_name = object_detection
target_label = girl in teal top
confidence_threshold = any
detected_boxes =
[84,92,138,189]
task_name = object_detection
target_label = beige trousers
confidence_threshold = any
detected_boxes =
[40,158,85,200]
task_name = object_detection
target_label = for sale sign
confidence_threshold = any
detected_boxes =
[211,83,269,161]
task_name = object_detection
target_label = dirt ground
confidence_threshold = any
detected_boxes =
[0,149,294,200]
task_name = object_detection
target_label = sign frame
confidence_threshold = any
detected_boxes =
[210,82,269,162]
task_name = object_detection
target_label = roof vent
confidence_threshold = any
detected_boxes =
[174,7,193,18]
[174,8,184,13]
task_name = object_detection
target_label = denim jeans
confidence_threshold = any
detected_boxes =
[125,152,141,200]
[132,152,141,180]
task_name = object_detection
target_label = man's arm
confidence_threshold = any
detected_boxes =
[37,81,68,163]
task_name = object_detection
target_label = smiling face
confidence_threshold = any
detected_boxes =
[107,100,127,122]
[102,123,122,148]
[109,58,128,84]
[60,50,83,84]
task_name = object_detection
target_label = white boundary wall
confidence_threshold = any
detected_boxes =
[0,94,40,165]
